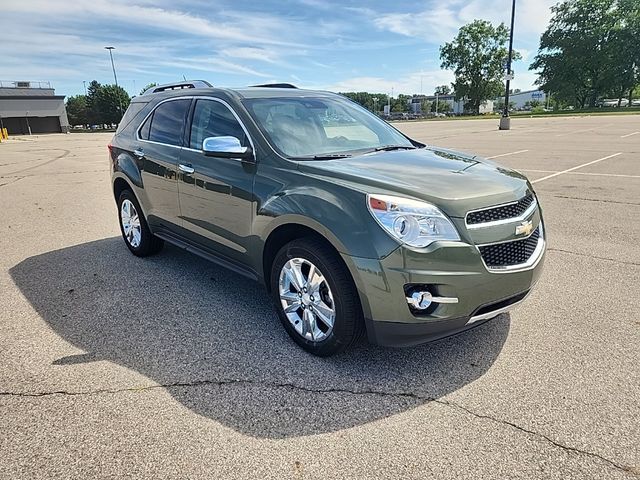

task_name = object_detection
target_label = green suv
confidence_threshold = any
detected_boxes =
[109,80,545,356]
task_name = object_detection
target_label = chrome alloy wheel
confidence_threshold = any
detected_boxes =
[120,199,142,248]
[278,258,336,341]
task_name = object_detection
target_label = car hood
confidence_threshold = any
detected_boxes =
[297,147,531,218]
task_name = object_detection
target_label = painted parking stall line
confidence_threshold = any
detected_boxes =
[531,152,623,184]
[620,131,639,138]
[486,149,529,159]
[522,169,640,179]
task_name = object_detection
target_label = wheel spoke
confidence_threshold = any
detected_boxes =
[302,309,314,340]
[285,261,305,291]
[313,301,334,328]
[307,264,323,292]
[284,301,301,313]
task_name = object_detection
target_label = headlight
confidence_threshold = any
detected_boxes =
[367,194,460,248]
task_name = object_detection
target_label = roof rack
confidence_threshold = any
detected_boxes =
[251,83,298,89]
[142,80,213,95]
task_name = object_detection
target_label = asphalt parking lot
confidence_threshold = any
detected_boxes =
[1,115,638,479]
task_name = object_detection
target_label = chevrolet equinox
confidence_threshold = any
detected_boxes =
[109,80,545,356]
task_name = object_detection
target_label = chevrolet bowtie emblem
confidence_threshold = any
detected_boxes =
[515,220,534,236]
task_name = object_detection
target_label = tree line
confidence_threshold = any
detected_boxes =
[66,82,158,127]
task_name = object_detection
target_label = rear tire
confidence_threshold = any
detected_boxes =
[117,189,164,257]
[270,237,364,356]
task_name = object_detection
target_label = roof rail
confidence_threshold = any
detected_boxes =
[142,80,213,95]
[251,83,298,89]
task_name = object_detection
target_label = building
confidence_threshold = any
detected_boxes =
[0,81,69,134]
[499,89,546,110]
[412,94,494,115]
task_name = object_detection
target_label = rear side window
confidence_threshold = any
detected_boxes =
[139,113,152,140]
[189,99,247,150]
[147,99,191,146]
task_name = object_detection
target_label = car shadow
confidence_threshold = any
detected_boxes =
[10,237,510,438]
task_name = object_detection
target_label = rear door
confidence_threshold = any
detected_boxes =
[136,98,191,230]
[177,97,256,265]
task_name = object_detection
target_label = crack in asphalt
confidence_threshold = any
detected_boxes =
[551,194,640,206]
[2,378,637,475]
[547,247,640,266]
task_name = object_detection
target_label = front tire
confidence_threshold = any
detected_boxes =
[270,237,364,356]
[117,190,164,257]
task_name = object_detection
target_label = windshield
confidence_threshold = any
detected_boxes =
[243,95,416,158]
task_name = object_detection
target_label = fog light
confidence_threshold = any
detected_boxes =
[407,291,433,310]
[406,287,459,312]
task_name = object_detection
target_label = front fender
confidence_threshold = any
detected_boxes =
[255,185,398,259]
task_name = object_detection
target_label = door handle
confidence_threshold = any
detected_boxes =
[178,163,195,174]
[133,148,145,159]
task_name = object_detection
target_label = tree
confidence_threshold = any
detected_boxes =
[340,92,389,112]
[531,0,639,108]
[440,20,520,114]
[431,100,451,113]
[95,85,131,125]
[66,95,88,126]
[84,80,130,125]
[434,85,451,96]
[86,80,102,125]
[140,82,158,95]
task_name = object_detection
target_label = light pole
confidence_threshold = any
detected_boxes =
[25,111,32,135]
[499,0,516,131]
[104,46,123,117]
[83,80,87,96]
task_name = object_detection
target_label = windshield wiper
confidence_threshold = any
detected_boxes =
[374,145,417,152]
[310,154,353,160]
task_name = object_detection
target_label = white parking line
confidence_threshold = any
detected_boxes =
[521,169,640,179]
[555,128,595,137]
[620,131,639,138]
[486,149,529,159]
[531,152,623,184]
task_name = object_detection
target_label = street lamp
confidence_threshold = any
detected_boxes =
[25,111,32,135]
[499,0,516,131]
[104,46,123,116]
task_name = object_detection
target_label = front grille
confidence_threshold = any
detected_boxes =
[467,193,535,225]
[479,227,540,268]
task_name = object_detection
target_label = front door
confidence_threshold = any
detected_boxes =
[177,98,256,266]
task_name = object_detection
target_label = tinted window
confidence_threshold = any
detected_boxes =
[189,99,246,150]
[148,99,191,146]
[138,112,152,140]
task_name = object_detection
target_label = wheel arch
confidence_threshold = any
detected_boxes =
[261,217,348,292]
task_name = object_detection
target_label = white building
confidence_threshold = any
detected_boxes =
[501,89,546,109]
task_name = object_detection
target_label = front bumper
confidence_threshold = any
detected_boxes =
[342,231,545,347]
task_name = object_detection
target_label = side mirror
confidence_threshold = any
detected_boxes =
[202,136,254,161]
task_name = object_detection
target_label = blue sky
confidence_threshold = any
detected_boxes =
[1,0,557,98]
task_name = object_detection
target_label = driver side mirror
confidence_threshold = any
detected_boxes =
[202,136,254,162]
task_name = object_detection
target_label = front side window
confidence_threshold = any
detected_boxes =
[147,99,191,146]
[189,99,247,150]
[244,96,414,158]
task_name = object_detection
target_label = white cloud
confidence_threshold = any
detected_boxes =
[373,0,555,44]
[314,70,455,95]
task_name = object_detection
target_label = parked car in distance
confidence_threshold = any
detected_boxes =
[109,80,545,356]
